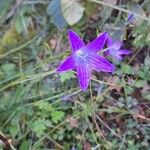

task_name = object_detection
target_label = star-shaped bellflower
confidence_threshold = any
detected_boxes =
[106,35,131,60]
[57,30,115,90]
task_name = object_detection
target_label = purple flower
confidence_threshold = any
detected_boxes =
[106,35,131,60]
[57,30,115,90]
[127,13,135,23]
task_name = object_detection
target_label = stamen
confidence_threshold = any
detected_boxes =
[76,49,87,58]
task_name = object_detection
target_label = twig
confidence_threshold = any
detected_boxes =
[46,136,63,149]
[96,114,121,138]
[55,34,63,53]
[128,48,142,64]
[91,78,116,87]
[135,114,150,122]
[92,116,111,149]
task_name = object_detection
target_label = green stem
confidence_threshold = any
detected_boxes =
[0,70,55,92]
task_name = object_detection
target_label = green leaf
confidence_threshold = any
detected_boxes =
[15,15,32,34]
[31,119,47,137]
[138,70,145,79]
[1,63,15,72]
[121,64,133,74]
[9,124,20,137]
[1,63,16,77]
[144,93,150,100]
[134,80,146,88]
[51,111,65,124]
[61,0,84,26]
[15,17,23,34]
[60,71,75,82]
[132,21,150,48]
[19,140,30,150]
[125,86,134,94]
[34,101,53,112]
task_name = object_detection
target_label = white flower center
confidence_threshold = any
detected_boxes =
[76,49,87,58]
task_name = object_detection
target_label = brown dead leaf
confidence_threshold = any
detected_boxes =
[82,140,91,150]
[66,116,78,128]
[49,39,57,49]
[103,76,122,92]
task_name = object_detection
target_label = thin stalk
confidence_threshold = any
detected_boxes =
[0,70,55,92]
[24,88,81,107]
[0,36,38,59]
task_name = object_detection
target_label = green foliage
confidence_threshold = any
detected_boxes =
[30,118,47,137]
[60,71,75,82]
[19,140,30,150]
[9,124,20,137]
[0,0,149,149]
[34,101,53,112]
[51,111,65,124]
[134,79,146,88]
[137,56,150,80]
[121,63,133,75]
[15,16,32,34]
[144,93,150,100]
[1,63,16,78]
[132,22,150,48]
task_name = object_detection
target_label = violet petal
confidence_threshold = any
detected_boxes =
[57,55,75,72]
[117,49,131,55]
[112,49,131,60]
[76,58,91,90]
[87,52,115,72]
[113,54,123,60]
[84,32,107,53]
[111,41,122,50]
[68,29,85,52]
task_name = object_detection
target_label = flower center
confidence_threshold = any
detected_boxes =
[76,49,87,58]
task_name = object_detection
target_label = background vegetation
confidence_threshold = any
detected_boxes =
[0,0,150,149]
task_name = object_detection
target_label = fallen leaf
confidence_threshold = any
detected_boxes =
[82,140,91,150]
[49,39,57,49]
[66,116,78,128]
[47,0,67,29]
[61,0,84,26]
